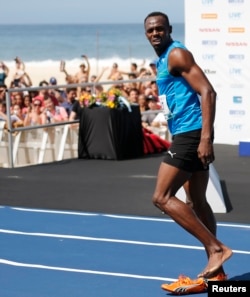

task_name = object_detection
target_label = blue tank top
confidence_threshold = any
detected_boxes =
[0,72,6,84]
[156,41,202,135]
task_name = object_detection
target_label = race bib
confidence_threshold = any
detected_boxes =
[159,94,173,120]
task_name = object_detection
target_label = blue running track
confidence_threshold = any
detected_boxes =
[0,206,249,297]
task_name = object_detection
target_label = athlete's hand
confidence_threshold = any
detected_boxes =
[197,139,215,168]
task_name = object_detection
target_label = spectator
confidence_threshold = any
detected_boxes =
[137,68,154,94]
[93,84,104,97]
[73,54,91,98]
[33,80,59,107]
[14,92,24,109]
[22,92,32,116]
[69,99,82,123]
[23,97,43,126]
[11,103,24,128]
[119,60,146,78]
[0,61,9,84]
[123,72,139,95]
[10,90,22,109]
[138,94,149,113]
[75,54,91,83]
[41,97,68,124]
[141,95,160,128]
[144,86,154,97]
[10,57,32,88]
[0,83,7,103]
[48,76,66,104]
[49,77,57,86]
[107,63,123,81]
[128,88,139,104]
[60,60,77,84]
[150,111,168,139]
[130,61,145,77]
[149,60,157,76]
[60,87,77,117]
[151,112,167,128]
[0,101,24,130]
[90,66,109,88]
[0,101,7,122]
[150,80,159,97]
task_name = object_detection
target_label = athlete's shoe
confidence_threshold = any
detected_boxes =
[161,275,207,295]
[203,273,227,287]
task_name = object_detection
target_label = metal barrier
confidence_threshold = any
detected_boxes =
[0,121,79,168]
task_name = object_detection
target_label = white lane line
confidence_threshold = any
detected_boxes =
[10,207,98,216]
[6,207,250,229]
[0,259,176,282]
[0,229,249,255]
[0,228,204,250]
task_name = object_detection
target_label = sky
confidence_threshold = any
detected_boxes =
[1,0,184,24]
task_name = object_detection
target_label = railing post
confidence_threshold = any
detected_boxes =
[5,90,14,168]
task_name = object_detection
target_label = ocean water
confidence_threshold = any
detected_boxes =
[0,23,184,70]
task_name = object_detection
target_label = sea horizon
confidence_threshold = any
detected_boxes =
[0,23,185,64]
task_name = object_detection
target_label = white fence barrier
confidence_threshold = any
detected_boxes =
[0,123,79,167]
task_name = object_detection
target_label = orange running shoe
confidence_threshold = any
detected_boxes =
[203,273,227,287]
[161,275,207,295]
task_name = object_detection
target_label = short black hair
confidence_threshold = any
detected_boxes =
[131,62,137,69]
[66,87,77,94]
[39,80,49,87]
[144,11,170,26]
[0,83,7,89]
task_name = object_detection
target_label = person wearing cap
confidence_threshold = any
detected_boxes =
[141,95,160,128]
[144,11,232,286]
[149,59,157,76]
[48,76,66,104]
[49,77,57,85]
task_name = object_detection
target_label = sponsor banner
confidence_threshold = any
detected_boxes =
[185,0,250,144]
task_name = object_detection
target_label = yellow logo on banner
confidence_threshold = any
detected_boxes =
[201,13,218,19]
[228,27,245,33]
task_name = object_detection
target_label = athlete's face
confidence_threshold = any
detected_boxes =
[145,16,171,56]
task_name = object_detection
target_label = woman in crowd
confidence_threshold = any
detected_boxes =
[23,97,43,127]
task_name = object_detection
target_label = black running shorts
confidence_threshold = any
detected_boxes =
[163,129,212,172]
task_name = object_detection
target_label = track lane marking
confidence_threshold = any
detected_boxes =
[0,229,249,254]
[0,258,176,282]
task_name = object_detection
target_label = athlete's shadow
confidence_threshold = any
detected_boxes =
[229,272,250,280]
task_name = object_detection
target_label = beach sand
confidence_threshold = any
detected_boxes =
[5,62,105,88]
[4,59,147,89]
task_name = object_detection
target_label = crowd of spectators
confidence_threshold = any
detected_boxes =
[0,56,167,135]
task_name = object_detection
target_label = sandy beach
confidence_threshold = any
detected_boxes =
[5,61,108,88]
[4,58,149,89]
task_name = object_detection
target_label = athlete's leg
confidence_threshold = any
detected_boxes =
[153,162,232,277]
[183,172,226,276]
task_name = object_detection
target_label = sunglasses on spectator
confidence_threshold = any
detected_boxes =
[34,103,41,107]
